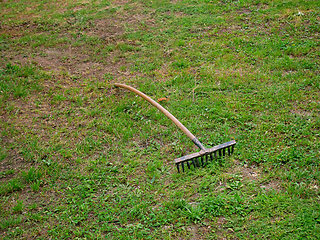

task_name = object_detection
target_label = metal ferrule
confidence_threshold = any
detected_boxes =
[192,137,206,151]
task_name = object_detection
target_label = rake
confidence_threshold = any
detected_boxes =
[115,83,236,172]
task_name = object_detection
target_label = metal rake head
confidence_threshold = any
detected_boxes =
[174,140,236,173]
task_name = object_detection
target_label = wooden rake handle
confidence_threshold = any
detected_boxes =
[114,83,198,142]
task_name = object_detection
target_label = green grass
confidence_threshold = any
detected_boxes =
[0,0,319,239]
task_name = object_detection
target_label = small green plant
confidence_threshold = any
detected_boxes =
[0,169,15,178]
[31,180,41,192]
[12,200,24,213]
[21,167,42,183]
[226,174,243,190]
[103,72,114,80]
[117,42,135,52]
[0,216,22,230]
[171,59,189,69]
[119,65,127,72]
[0,178,24,195]
[28,203,38,210]
[28,212,43,222]
[0,146,8,161]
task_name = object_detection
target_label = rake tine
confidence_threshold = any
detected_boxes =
[201,156,204,166]
[205,154,209,164]
[176,163,180,173]
[191,158,196,168]
[196,157,200,167]
[228,146,231,156]
[231,145,234,154]
[223,148,226,156]
[187,161,191,169]
[181,162,185,172]
[218,149,222,157]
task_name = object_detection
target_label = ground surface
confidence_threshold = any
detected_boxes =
[0,0,320,239]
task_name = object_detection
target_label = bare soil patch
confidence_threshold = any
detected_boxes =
[260,181,281,192]
[87,19,124,40]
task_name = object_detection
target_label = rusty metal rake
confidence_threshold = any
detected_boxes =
[115,83,236,172]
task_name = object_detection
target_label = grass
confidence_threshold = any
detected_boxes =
[0,0,319,239]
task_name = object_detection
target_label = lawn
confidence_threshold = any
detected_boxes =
[0,0,319,239]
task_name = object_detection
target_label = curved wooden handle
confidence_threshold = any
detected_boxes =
[115,83,196,141]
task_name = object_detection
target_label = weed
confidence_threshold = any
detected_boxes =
[0,178,24,195]
[0,169,15,178]
[12,200,24,213]
[0,216,22,230]
[30,180,41,192]
[21,167,42,183]
[0,146,8,161]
